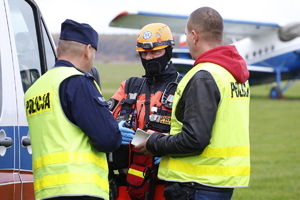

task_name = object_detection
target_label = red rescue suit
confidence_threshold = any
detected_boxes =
[108,63,181,200]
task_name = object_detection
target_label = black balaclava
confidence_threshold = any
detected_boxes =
[140,46,173,77]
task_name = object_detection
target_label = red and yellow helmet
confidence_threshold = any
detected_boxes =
[136,23,175,52]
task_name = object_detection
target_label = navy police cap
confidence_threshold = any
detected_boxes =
[60,19,98,50]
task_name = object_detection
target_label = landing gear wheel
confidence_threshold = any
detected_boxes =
[269,86,283,99]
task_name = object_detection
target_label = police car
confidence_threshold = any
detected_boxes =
[0,0,56,199]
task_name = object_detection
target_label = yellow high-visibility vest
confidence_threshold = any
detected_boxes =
[158,63,250,188]
[25,67,109,200]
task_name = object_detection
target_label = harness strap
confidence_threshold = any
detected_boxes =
[144,82,151,126]
[125,77,146,126]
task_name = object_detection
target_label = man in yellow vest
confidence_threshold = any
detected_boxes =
[136,7,250,200]
[24,19,122,200]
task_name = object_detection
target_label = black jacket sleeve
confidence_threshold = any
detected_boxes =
[146,70,220,157]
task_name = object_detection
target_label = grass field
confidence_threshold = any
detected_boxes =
[96,62,300,200]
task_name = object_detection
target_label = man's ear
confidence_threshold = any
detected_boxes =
[84,44,91,59]
[192,30,198,45]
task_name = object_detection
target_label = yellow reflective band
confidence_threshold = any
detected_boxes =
[94,80,102,94]
[128,168,144,178]
[34,172,109,192]
[33,151,107,171]
[201,146,250,157]
[160,158,250,177]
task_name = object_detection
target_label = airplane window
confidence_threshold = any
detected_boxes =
[265,47,268,53]
[253,52,256,57]
[259,49,262,55]
[8,0,53,93]
[271,45,275,51]
[245,55,249,60]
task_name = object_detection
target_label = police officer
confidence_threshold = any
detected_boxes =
[107,23,182,200]
[24,19,122,200]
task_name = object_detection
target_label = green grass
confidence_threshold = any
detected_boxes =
[233,82,300,200]
[95,62,300,200]
[96,62,145,99]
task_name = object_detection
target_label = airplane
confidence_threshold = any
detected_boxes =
[109,10,300,99]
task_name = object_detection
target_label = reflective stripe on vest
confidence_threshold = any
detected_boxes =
[25,67,109,200]
[158,63,250,188]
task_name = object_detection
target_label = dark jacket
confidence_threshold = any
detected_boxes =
[146,45,249,156]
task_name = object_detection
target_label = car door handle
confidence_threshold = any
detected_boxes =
[22,137,31,147]
[22,133,32,154]
[0,137,13,147]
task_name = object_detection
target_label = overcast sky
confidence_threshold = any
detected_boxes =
[37,0,300,34]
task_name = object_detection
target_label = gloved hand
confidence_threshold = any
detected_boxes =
[118,120,135,145]
[154,157,161,165]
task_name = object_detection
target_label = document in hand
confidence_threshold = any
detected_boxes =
[131,128,149,146]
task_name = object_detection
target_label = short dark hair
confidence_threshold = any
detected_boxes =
[187,7,223,43]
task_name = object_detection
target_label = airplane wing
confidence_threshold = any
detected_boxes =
[109,11,188,33]
[109,10,300,99]
[109,10,280,37]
